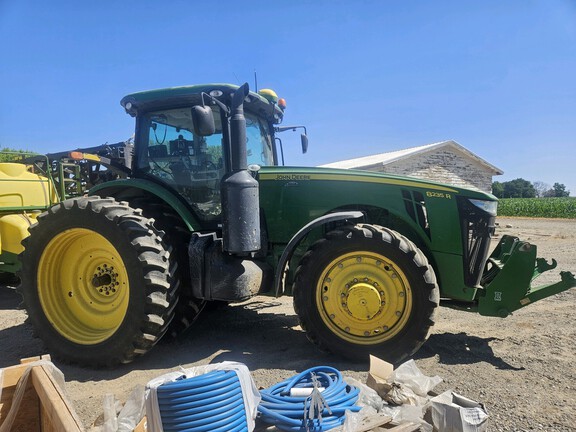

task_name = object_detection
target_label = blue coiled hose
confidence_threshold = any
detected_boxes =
[156,369,248,432]
[258,366,361,432]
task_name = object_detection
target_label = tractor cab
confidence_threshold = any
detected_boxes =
[135,103,275,220]
[120,84,285,220]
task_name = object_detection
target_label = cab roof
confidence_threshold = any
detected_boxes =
[120,83,284,124]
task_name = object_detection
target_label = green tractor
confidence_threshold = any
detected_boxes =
[15,83,575,367]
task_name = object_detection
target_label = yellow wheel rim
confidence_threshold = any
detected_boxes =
[316,251,413,344]
[37,228,130,345]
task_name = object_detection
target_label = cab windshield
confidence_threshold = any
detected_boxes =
[138,106,274,221]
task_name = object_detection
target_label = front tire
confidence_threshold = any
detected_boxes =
[19,196,178,366]
[293,224,439,363]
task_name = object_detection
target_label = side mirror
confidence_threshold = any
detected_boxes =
[191,106,215,136]
[301,134,308,154]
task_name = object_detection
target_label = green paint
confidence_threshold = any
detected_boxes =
[0,251,20,273]
[89,178,201,230]
[478,235,576,317]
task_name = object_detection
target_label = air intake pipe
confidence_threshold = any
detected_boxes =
[221,83,261,255]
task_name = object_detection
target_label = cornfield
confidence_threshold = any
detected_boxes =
[497,198,576,219]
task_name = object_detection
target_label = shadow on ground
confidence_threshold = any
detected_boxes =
[49,300,369,382]
[1,284,524,381]
[415,332,525,371]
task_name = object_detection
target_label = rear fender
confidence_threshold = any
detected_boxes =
[478,235,576,317]
[89,179,200,230]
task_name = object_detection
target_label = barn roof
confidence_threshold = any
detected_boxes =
[319,140,504,175]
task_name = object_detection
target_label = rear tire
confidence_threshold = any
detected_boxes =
[293,224,439,363]
[0,272,20,286]
[127,197,205,336]
[19,196,178,366]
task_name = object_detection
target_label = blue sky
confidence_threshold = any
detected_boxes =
[1,0,575,195]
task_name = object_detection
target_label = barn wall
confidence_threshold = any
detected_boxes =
[364,148,494,192]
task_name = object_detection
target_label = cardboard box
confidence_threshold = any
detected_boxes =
[428,391,489,432]
[365,355,394,398]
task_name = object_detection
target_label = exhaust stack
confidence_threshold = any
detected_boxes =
[221,83,261,255]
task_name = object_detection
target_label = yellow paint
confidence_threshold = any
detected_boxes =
[38,228,130,345]
[0,163,58,208]
[0,213,38,254]
[316,251,413,344]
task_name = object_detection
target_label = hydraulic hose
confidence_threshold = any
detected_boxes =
[155,369,248,432]
[258,366,361,432]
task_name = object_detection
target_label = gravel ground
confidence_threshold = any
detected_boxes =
[1,217,574,431]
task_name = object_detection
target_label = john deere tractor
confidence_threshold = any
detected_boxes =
[15,83,575,367]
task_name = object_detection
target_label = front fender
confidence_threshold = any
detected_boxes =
[273,211,364,297]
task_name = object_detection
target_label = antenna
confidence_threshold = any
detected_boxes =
[254,70,258,92]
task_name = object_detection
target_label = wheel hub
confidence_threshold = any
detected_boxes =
[92,264,119,296]
[344,282,382,320]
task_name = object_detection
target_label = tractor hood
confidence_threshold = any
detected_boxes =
[259,165,498,202]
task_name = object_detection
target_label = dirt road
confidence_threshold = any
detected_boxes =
[1,217,574,430]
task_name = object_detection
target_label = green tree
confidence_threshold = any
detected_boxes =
[501,178,536,198]
[551,182,570,197]
[0,147,30,162]
[491,181,504,198]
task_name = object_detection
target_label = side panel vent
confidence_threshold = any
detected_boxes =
[401,189,430,238]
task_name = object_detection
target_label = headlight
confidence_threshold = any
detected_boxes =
[468,199,498,216]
